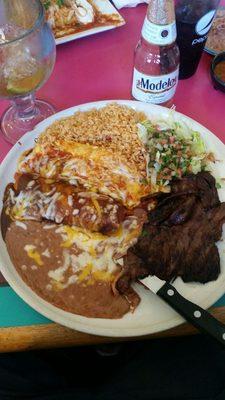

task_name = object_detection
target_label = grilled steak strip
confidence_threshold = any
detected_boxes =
[117,172,225,293]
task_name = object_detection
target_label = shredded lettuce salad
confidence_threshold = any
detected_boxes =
[137,116,214,188]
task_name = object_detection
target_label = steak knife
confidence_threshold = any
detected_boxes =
[140,276,225,346]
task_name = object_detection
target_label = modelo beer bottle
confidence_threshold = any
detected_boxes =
[132,0,180,108]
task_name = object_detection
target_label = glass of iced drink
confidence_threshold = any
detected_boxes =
[0,0,56,144]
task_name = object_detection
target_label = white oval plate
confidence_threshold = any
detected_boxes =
[55,0,125,45]
[1,100,225,338]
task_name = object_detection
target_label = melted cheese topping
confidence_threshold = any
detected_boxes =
[6,187,62,223]
[46,215,142,288]
[17,141,150,207]
[24,245,43,266]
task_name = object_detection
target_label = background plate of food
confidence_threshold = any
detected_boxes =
[1,100,225,337]
[42,0,125,45]
[205,7,225,55]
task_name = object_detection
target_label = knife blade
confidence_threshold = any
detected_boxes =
[140,275,225,346]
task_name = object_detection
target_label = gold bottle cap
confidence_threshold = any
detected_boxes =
[147,0,175,25]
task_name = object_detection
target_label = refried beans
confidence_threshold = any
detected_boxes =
[3,218,141,318]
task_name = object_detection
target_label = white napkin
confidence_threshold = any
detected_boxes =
[112,0,148,10]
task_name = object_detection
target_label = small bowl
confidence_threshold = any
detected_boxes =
[211,52,225,92]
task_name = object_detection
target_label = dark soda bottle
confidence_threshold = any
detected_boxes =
[175,0,220,79]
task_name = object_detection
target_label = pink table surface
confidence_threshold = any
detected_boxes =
[0,3,225,163]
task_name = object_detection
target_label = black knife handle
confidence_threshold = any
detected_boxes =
[157,282,225,346]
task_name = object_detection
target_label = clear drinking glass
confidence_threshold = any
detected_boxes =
[0,0,56,144]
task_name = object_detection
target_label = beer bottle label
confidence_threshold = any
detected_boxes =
[141,17,177,45]
[132,67,179,104]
